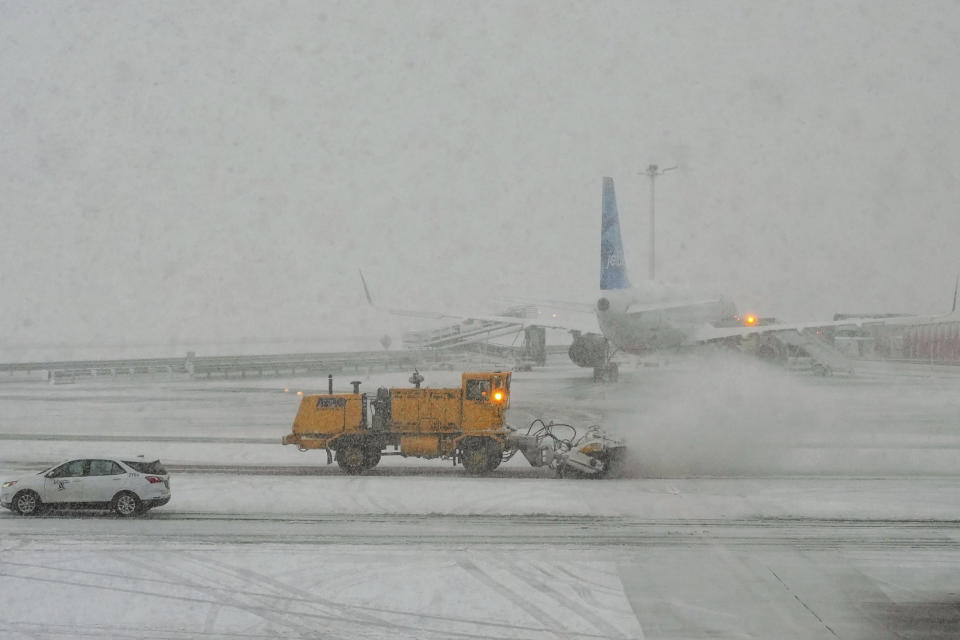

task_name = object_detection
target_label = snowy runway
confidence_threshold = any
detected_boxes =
[1,358,959,637]
[2,523,644,640]
[2,512,957,639]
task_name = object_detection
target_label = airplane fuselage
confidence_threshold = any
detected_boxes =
[595,285,738,354]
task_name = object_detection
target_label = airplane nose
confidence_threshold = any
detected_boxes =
[597,297,610,312]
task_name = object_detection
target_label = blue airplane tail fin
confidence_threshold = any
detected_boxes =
[600,177,630,290]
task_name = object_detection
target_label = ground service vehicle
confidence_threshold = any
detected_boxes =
[281,372,626,477]
[1,456,171,517]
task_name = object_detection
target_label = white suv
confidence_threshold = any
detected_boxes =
[1,457,171,517]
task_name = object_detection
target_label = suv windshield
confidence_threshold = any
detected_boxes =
[123,460,167,474]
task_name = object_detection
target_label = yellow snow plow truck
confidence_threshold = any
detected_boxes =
[281,371,625,477]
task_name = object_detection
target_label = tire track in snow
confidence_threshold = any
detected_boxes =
[2,620,291,639]
[0,567,324,638]
[507,558,637,639]
[457,558,597,640]
[201,603,222,636]
[0,557,396,638]
[184,551,598,640]
[177,556,380,640]
[180,551,392,637]
[530,563,620,612]
[112,553,341,638]
[115,552,550,640]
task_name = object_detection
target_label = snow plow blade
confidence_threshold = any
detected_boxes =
[507,420,626,478]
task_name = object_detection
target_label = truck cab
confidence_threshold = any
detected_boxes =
[461,371,510,432]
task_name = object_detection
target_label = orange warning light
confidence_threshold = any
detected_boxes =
[744,315,757,326]
[493,390,504,402]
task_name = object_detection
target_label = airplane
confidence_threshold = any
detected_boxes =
[363,177,949,380]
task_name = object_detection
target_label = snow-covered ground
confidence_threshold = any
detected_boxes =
[1,356,959,638]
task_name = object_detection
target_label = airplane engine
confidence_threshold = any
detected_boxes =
[568,332,610,369]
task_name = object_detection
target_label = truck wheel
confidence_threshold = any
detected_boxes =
[363,447,382,470]
[336,444,366,475]
[484,442,503,472]
[461,440,500,474]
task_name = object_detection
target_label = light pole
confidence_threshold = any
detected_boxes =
[642,163,676,281]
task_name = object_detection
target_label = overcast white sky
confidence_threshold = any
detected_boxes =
[2,1,959,357]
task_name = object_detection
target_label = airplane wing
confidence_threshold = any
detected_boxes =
[688,312,949,343]
[359,271,599,333]
[495,294,597,315]
[691,322,828,343]
[626,299,727,315]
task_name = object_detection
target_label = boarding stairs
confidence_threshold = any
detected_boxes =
[402,320,524,350]
[774,330,855,375]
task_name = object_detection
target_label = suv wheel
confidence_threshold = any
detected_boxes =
[13,490,41,516]
[112,491,141,517]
